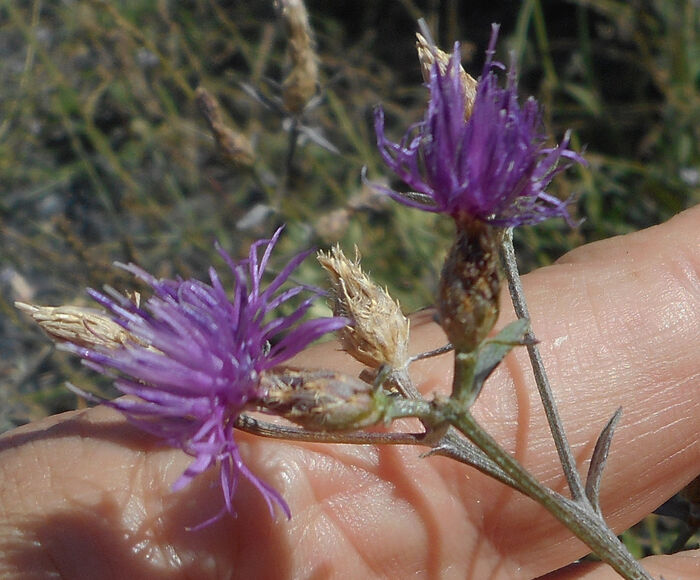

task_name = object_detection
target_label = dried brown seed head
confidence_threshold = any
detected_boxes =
[275,0,319,114]
[318,245,410,370]
[195,87,255,167]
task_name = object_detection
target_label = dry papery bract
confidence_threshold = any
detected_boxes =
[416,32,478,119]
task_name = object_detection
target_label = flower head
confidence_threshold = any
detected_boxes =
[374,24,585,227]
[64,228,347,524]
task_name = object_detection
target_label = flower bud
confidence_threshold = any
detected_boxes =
[437,217,501,353]
[318,245,410,370]
[260,368,388,431]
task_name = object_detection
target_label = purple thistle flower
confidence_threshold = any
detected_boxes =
[64,227,348,524]
[374,24,585,227]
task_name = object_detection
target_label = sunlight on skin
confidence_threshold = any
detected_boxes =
[0,207,698,579]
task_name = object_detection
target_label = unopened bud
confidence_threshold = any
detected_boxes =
[416,33,478,119]
[275,0,319,114]
[260,368,388,431]
[318,245,410,369]
[437,218,501,353]
[15,302,133,349]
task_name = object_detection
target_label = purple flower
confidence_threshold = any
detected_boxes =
[374,24,585,227]
[65,228,348,524]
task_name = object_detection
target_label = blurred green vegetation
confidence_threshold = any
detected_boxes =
[0,0,697,558]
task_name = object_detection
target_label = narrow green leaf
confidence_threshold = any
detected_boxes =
[473,318,530,393]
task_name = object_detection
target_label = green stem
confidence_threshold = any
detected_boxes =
[445,405,652,580]
[389,367,521,491]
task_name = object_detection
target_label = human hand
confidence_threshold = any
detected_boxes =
[0,207,698,579]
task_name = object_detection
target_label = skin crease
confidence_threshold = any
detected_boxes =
[0,207,697,579]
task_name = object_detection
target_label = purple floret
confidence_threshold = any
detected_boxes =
[374,24,585,227]
[64,227,348,524]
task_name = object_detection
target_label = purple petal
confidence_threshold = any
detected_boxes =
[64,228,344,525]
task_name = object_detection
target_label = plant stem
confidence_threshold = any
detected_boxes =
[500,228,587,502]
[446,406,652,580]
[236,413,422,445]
[389,367,521,491]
